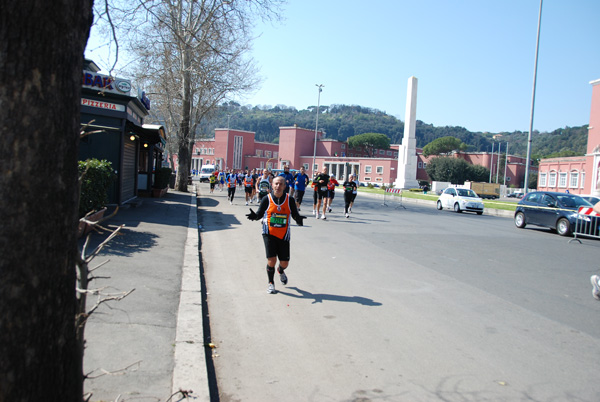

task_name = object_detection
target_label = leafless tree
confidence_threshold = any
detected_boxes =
[95,0,283,190]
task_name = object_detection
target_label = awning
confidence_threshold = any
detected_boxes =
[126,122,166,152]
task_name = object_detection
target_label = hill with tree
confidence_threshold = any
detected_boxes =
[203,102,588,160]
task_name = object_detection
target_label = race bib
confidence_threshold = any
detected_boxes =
[270,213,288,228]
[320,186,328,191]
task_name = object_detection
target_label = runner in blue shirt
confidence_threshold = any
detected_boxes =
[293,166,309,211]
[278,165,294,194]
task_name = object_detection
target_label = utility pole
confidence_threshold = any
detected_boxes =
[312,84,324,175]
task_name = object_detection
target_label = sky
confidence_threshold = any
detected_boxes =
[85,0,600,134]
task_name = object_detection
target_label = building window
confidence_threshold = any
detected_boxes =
[364,177,371,182]
[365,165,372,174]
[558,172,567,188]
[539,172,547,187]
[379,149,385,155]
[387,151,392,156]
[423,162,427,168]
[549,172,557,187]
[376,177,383,182]
[393,152,398,157]
[274,152,278,159]
[569,171,579,188]
[256,149,262,157]
[265,151,271,158]
[341,144,346,149]
[581,172,586,188]
[303,163,309,170]
[376,166,383,174]
[418,162,423,168]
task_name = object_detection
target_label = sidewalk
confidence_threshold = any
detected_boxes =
[82,188,209,401]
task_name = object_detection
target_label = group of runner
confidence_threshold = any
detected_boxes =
[237,164,360,294]
[209,165,359,218]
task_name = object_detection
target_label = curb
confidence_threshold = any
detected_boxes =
[171,186,210,400]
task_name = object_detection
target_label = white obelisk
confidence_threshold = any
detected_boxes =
[394,76,420,189]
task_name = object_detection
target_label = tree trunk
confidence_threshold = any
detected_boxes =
[175,48,192,192]
[0,1,93,400]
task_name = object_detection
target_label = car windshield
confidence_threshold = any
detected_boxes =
[457,189,477,198]
[201,168,214,173]
[556,195,592,208]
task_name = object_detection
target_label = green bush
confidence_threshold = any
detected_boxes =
[78,159,115,218]
[154,167,173,189]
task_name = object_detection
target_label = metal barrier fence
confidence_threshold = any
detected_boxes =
[570,206,600,244]
[382,188,406,209]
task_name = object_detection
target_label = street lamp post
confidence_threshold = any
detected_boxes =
[524,0,543,193]
[312,84,324,175]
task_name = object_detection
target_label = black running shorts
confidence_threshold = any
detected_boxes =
[262,234,290,261]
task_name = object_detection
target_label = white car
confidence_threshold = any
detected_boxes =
[437,187,484,215]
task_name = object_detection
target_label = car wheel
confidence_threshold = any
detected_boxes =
[453,203,462,213]
[514,212,526,228]
[436,200,443,210]
[556,218,572,236]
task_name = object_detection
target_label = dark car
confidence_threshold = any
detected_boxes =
[582,196,600,206]
[514,191,596,236]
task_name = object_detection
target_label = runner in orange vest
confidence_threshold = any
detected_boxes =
[246,176,306,294]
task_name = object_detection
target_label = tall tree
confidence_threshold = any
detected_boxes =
[422,136,467,157]
[347,132,390,157]
[99,0,283,190]
[0,0,93,400]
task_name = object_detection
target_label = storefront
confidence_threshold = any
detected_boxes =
[79,59,164,204]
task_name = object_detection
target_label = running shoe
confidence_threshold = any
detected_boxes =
[267,283,276,294]
[345,213,349,218]
[591,275,600,300]
[278,269,288,285]
[328,208,332,213]
[245,201,248,206]
[312,210,316,216]
[321,215,326,220]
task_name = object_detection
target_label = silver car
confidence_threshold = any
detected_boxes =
[437,187,484,215]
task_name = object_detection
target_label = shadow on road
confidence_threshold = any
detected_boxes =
[278,286,382,306]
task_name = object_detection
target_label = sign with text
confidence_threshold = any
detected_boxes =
[82,70,132,95]
[81,98,125,112]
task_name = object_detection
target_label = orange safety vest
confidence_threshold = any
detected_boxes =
[262,193,291,240]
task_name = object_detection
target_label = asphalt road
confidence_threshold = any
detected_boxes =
[198,186,600,402]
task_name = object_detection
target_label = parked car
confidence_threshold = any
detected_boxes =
[582,196,600,206]
[514,191,596,236]
[436,187,484,215]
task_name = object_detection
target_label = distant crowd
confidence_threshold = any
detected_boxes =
[206,165,359,219]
